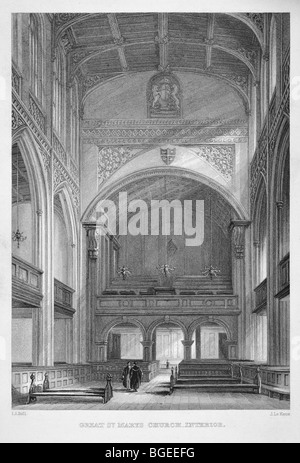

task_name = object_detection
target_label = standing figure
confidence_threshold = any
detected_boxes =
[122,362,132,391]
[158,264,176,280]
[118,266,132,281]
[130,362,143,392]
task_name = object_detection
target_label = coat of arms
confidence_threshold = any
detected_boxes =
[148,73,182,118]
[161,148,176,165]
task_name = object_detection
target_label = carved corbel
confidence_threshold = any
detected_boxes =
[83,224,99,260]
[229,220,251,259]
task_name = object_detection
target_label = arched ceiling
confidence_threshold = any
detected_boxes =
[108,175,235,232]
[54,13,262,104]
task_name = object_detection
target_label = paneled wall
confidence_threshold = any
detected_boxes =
[12,318,33,364]
[108,326,143,360]
[156,328,184,361]
[119,218,231,278]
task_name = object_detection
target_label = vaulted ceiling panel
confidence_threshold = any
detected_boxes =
[126,43,159,71]
[72,15,113,46]
[57,13,261,104]
[168,13,208,41]
[83,49,122,74]
[211,48,249,75]
[117,13,158,43]
[169,42,206,69]
[214,14,260,50]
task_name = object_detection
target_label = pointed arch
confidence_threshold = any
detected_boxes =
[12,127,49,268]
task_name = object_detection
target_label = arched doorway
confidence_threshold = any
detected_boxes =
[151,322,185,366]
[107,323,144,361]
[191,322,228,360]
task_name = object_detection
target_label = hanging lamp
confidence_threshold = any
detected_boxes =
[12,151,27,248]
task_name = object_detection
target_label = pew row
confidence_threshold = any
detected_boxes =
[27,373,113,405]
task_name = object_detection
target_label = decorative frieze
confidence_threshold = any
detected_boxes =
[12,66,22,96]
[12,94,52,175]
[12,108,25,131]
[82,120,249,146]
[97,295,240,313]
[82,118,248,129]
[29,94,46,134]
[53,157,80,213]
[53,133,68,166]
[193,145,235,182]
[98,147,140,186]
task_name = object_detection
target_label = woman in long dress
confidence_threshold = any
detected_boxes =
[122,362,132,391]
[130,362,143,392]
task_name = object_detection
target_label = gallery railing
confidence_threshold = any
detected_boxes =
[276,253,290,299]
[12,255,43,307]
[254,278,267,313]
[54,279,75,317]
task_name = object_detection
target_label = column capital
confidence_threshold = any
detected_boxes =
[96,341,108,346]
[276,200,284,210]
[182,340,194,347]
[229,220,251,259]
[141,341,154,348]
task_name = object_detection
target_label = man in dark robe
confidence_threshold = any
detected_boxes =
[122,362,132,391]
[130,362,143,392]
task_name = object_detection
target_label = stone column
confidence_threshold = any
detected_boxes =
[141,341,154,362]
[229,220,251,360]
[83,223,99,363]
[196,327,201,360]
[152,331,157,361]
[96,342,108,362]
[182,340,194,361]
[40,199,55,367]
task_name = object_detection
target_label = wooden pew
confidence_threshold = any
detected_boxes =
[27,373,113,405]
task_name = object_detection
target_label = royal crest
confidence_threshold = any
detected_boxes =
[148,73,182,118]
[161,148,176,165]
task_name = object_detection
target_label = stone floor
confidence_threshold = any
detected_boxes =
[13,373,290,411]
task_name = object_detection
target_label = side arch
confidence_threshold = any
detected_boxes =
[146,317,189,342]
[187,318,233,342]
[12,127,50,268]
[100,318,147,343]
